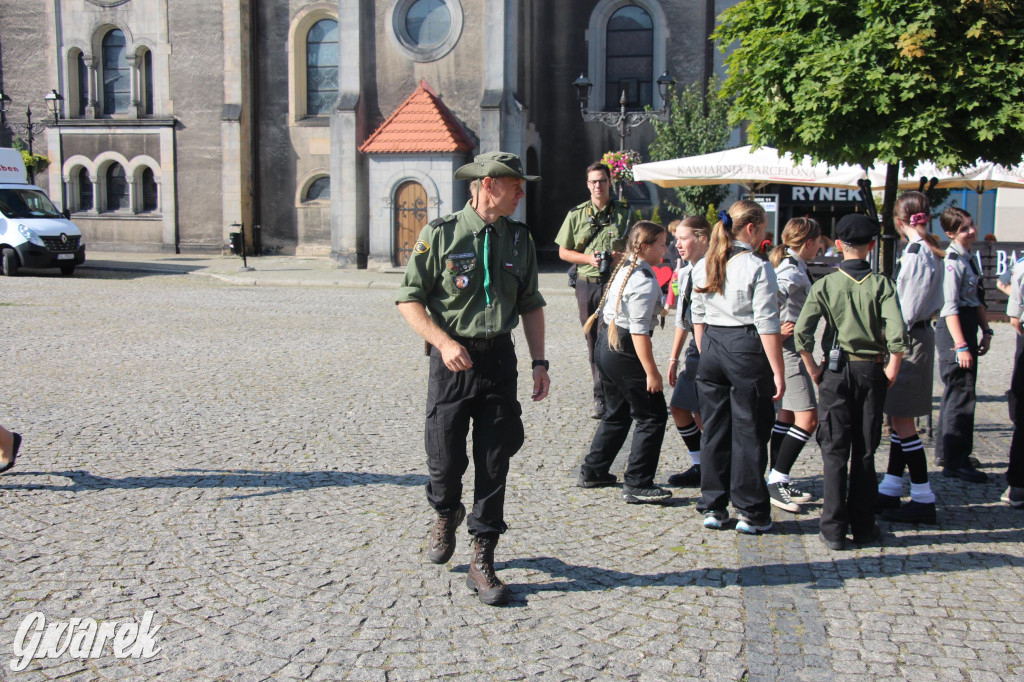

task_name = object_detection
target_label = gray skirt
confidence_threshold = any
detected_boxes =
[780,338,817,412]
[884,323,935,418]
[670,337,700,412]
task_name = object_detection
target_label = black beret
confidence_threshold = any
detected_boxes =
[836,214,879,245]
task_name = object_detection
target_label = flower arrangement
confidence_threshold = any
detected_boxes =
[600,149,643,184]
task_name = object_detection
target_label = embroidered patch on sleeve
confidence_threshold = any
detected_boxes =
[413,240,430,254]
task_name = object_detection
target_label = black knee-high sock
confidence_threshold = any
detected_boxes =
[770,421,789,469]
[676,423,701,452]
[901,434,929,484]
[885,435,905,477]
[773,425,811,476]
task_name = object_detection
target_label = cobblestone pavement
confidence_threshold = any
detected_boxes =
[1,267,1022,681]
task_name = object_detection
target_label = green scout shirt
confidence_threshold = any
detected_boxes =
[396,201,546,339]
[554,199,631,278]
[794,260,908,357]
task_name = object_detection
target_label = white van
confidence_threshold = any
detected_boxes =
[0,148,85,276]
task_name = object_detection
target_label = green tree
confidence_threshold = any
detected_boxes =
[647,78,733,218]
[715,0,1024,272]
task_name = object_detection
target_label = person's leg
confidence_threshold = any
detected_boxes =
[849,362,886,541]
[696,328,732,518]
[425,348,473,513]
[581,331,631,483]
[577,280,605,413]
[818,368,854,544]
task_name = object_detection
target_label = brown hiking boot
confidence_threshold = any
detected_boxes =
[466,535,510,606]
[427,503,465,564]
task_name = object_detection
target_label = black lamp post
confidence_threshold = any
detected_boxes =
[43,89,66,212]
[573,71,676,151]
[1,93,53,184]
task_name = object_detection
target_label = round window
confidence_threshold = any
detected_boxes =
[388,0,463,62]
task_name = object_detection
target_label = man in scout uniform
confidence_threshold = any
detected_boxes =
[794,214,908,550]
[556,161,632,419]
[396,151,549,606]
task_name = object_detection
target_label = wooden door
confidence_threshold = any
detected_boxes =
[394,181,427,266]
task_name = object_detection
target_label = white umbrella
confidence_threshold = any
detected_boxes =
[633,145,867,190]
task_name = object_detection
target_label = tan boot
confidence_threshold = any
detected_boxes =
[427,503,465,564]
[466,535,510,606]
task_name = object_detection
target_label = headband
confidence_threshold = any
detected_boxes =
[718,210,733,230]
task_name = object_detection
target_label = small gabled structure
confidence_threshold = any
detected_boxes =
[360,81,476,266]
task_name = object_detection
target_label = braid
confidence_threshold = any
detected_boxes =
[582,254,630,337]
[607,244,643,351]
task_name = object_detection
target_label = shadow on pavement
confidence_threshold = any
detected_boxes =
[1,468,428,499]
[490,550,1024,604]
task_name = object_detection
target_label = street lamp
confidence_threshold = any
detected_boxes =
[43,90,66,213]
[0,92,11,141]
[573,71,676,151]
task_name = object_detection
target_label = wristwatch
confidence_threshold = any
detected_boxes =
[532,359,549,370]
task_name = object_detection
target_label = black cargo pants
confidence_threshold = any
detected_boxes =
[424,333,524,537]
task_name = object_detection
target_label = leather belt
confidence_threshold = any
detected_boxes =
[910,320,932,331]
[846,353,883,363]
[580,275,606,283]
[451,333,510,351]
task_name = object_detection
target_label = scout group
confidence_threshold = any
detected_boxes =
[396,152,1024,607]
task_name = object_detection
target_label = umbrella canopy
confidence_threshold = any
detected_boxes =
[868,161,1024,193]
[633,145,867,190]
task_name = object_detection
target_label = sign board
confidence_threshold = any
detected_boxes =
[0,148,28,184]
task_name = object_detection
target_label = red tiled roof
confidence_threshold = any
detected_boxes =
[359,81,475,154]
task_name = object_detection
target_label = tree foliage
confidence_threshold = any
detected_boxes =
[714,0,1024,170]
[648,78,734,217]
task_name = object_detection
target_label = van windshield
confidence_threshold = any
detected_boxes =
[0,189,63,219]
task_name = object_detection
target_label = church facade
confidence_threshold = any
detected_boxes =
[0,0,725,265]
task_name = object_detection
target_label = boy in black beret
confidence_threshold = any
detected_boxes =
[793,214,909,550]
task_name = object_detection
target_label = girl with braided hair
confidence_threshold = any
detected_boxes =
[691,200,785,534]
[765,217,822,514]
[578,221,673,504]
[877,191,945,523]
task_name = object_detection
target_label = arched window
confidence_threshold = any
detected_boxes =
[605,5,653,110]
[140,49,154,116]
[141,167,158,212]
[106,164,128,211]
[306,19,338,115]
[77,52,89,116]
[304,176,330,202]
[102,29,130,114]
[78,168,93,211]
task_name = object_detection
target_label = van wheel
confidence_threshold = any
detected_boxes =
[1,248,19,277]
[60,263,75,276]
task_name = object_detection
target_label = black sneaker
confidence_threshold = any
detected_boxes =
[577,472,618,488]
[667,465,701,487]
[622,485,672,504]
[819,532,847,551]
[874,493,901,514]
[768,482,801,513]
[882,500,937,524]
[783,484,812,503]
[1001,486,1024,509]
[852,524,883,546]
[942,466,988,483]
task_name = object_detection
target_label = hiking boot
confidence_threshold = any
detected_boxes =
[882,500,937,524]
[736,515,773,534]
[427,503,465,564]
[768,482,801,513]
[1001,486,1024,509]
[702,509,729,530]
[622,485,672,504]
[874,493,902,514]
[577,472,618,488]
[783,484,812,503]
[466,536,510,606]
[591,400,605,420]
[667,465,701,487]
[818,532,847,551]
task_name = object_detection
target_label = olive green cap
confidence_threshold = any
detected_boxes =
[454,151,541,182]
